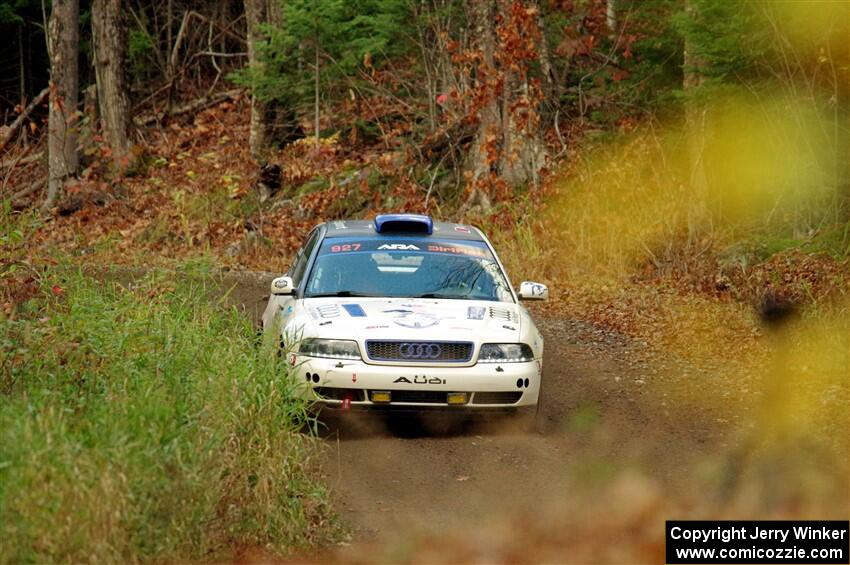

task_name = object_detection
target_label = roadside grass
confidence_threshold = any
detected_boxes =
[0,267,338,563]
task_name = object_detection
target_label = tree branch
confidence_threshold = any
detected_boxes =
[0,87,49,153]
[132,89,242,126]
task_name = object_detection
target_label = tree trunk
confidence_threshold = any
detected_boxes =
[682,2,708,229]
[314,40,320,147]
[18,23,26,107]
[606,0,617,38]
[499,71,546,189]
[467,0,500,188]
[244,0,273,161]
[465,0,547,204]
[92,0,133,172]
[45,0,79,211]
[532,0,554,102]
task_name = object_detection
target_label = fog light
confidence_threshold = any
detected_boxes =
[447,392,468,405]
[371,390,392,403]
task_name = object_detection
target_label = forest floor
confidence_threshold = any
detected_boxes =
[3,95,849,562]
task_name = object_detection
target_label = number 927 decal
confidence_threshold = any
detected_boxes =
[330,243,362,252]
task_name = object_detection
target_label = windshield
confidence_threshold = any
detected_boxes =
[304,238,514,302]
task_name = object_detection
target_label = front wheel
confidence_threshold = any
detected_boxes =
[531,376,547,434]
[512,400,544,434]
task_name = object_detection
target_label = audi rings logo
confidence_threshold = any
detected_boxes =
[399,342,442,359]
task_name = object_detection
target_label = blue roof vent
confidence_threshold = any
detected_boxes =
[374,214,433,234]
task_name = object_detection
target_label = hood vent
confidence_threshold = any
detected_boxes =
[489,306,516,322]
[315,304,341,318]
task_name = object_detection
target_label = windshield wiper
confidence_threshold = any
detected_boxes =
[307,291,377,298]
[414,292,474,300]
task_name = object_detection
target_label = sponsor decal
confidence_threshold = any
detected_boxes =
[330,243,361,253]
[426,244,487,257]
[320,238,493,257]
[454,225,471,233]
[393,376,447,385]
[342,303,367,317]
[378,243,420,250]
[289,353,297,366]
[364,324,390,329]
[467,306,486,320]
[352,373,357,383]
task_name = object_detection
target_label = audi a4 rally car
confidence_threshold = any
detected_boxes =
[261,214,548,421]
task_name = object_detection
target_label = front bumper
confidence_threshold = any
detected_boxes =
[290,355,541,410]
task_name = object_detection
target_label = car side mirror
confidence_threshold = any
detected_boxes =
[517,281,548,300]
[270,276,295,295]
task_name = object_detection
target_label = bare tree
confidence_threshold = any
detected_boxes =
[44,0,79,211]
[92,0,134,172]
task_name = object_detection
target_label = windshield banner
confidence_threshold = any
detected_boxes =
[320,239,491,258]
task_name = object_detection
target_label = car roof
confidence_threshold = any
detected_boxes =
[321,219,485,241]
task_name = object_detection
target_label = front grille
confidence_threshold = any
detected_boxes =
[366,340,474,363]
[383,390,448,404]
[314,387,365,401]
[472,391,522,405]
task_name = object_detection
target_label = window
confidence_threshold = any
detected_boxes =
[304,238,513,302]
[289,228,321,286]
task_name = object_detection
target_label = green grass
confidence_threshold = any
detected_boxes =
[748,222,850,262]
[0,268,338,563]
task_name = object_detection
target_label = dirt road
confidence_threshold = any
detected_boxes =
[318,316,726,541]
[221,272,845,561]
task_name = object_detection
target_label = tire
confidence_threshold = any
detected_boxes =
[533,379,546,435]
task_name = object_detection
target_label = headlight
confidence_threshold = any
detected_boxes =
[477,343,534,363]
[299,338,361,360]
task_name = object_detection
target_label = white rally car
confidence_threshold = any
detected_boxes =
[262,214,548,422]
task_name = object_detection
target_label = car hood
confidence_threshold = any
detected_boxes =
[302,297,522,342]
